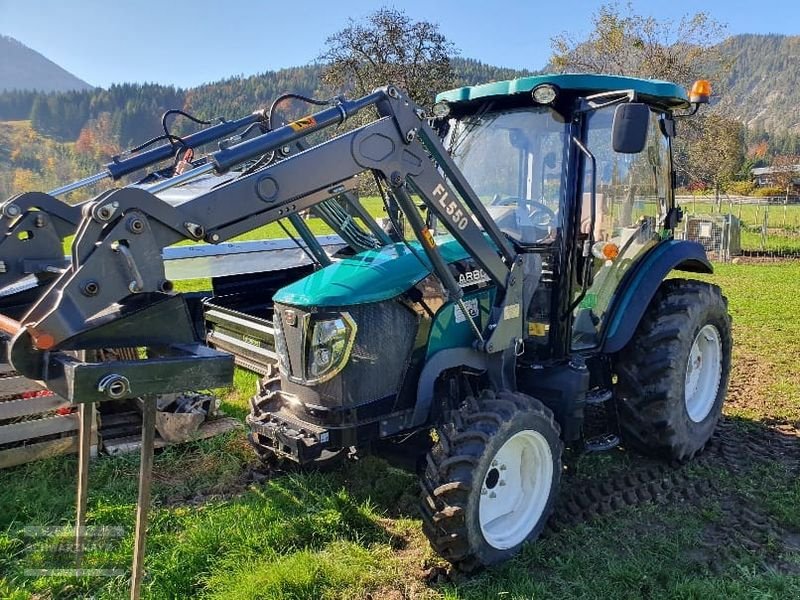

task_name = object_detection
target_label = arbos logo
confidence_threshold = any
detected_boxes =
[458,269,489,287]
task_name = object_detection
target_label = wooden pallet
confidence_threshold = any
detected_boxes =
[102,414,242,456]
[0,366,98,470]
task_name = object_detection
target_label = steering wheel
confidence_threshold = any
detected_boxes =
[490,195,557,228]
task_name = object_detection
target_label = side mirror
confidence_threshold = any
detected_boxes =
[612,103,650,154]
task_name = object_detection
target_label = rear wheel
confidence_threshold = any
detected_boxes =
[420,389,562,571]
[614,278,732,461]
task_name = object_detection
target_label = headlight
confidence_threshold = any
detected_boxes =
[432,101,451,118]
[304,313,357,384]
[532,84,558,105]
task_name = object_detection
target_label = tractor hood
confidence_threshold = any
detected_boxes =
[273,238,469,307]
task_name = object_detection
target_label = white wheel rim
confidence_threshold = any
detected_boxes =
[478,430,553,550]
[684,324,723,423]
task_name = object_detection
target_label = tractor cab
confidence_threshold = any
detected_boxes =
[434,74,692,353]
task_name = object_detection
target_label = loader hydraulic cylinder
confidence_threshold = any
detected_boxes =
[49,109,269,196]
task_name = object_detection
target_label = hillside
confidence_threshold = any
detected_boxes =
[3,32,800,184]
[0,35,92,93]
[2,31,800,135]
[183,58,535,120]
[0,56,536,199]
[714,34,800,133]
[0,58,535,147]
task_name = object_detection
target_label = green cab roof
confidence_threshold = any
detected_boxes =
[436,73,689,109]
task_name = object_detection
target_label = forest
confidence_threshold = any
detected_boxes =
[1,30,799,203]
[0,58,533,146]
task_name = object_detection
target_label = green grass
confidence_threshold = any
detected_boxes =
[702,263,800,422]
[2,263,800,599]
[739,228,800,254]
[681,198,800,229]
[441,505,800,600]
[681,199,800,252]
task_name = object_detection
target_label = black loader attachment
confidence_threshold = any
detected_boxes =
[0,108,273,305]
[2,86,523,405]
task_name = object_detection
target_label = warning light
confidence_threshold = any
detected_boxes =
[689,80,712,104]
[592,241,619,261]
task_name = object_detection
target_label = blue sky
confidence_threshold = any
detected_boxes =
[1,0,798,88]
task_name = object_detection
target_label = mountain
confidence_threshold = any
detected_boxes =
[183,58,535,118]
[0,55,537,201]
[8,33,800,140]
[0,58,536,146]
[0,35,92,93]
[714,34,800,134]
[2,31,800,135]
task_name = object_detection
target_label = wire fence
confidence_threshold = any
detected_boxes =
[677,195,800,260]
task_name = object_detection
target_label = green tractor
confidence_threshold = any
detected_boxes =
[4,73,731,572]
[245,74,732,569]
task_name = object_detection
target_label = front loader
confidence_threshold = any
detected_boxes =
[0,107,277,313]
[0,97,390,328]
[2,75,730,571]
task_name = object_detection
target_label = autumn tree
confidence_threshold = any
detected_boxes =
[550,2,727,88]
[318,7,456,202]
[770,154,800,202]
[682,114,745,204]
[550,2,745,199]
[319,7,457,108]
[75,112,120,160]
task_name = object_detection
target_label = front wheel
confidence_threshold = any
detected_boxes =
[614,278,732,461]
[420,390,562,571]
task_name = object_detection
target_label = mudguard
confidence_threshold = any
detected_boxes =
[412,347,487,427]
[602,239,712,354]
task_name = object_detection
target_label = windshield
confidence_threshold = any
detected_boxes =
[446,107,569,244]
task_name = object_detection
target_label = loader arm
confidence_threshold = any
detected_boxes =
[0,109,272,296]
[4,86,523,401]
[0,192,82,294]
[0,154,384,304]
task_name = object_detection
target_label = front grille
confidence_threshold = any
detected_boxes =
[274,300,418,410]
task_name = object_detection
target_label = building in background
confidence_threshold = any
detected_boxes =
[751,164,800,193]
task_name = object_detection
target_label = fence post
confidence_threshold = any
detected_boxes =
[724,215,731,262]
[761,204,768,251]
[783,197,788,229]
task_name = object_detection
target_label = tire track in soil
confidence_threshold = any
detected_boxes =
[543,418,800,573]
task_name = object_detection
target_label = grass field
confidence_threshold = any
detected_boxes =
[2,260,800,598]
[681,198,800,253]
[681,198,800,228]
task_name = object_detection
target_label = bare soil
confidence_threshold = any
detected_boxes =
[544,418,800,574]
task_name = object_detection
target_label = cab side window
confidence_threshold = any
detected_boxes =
[572,107,671,350]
